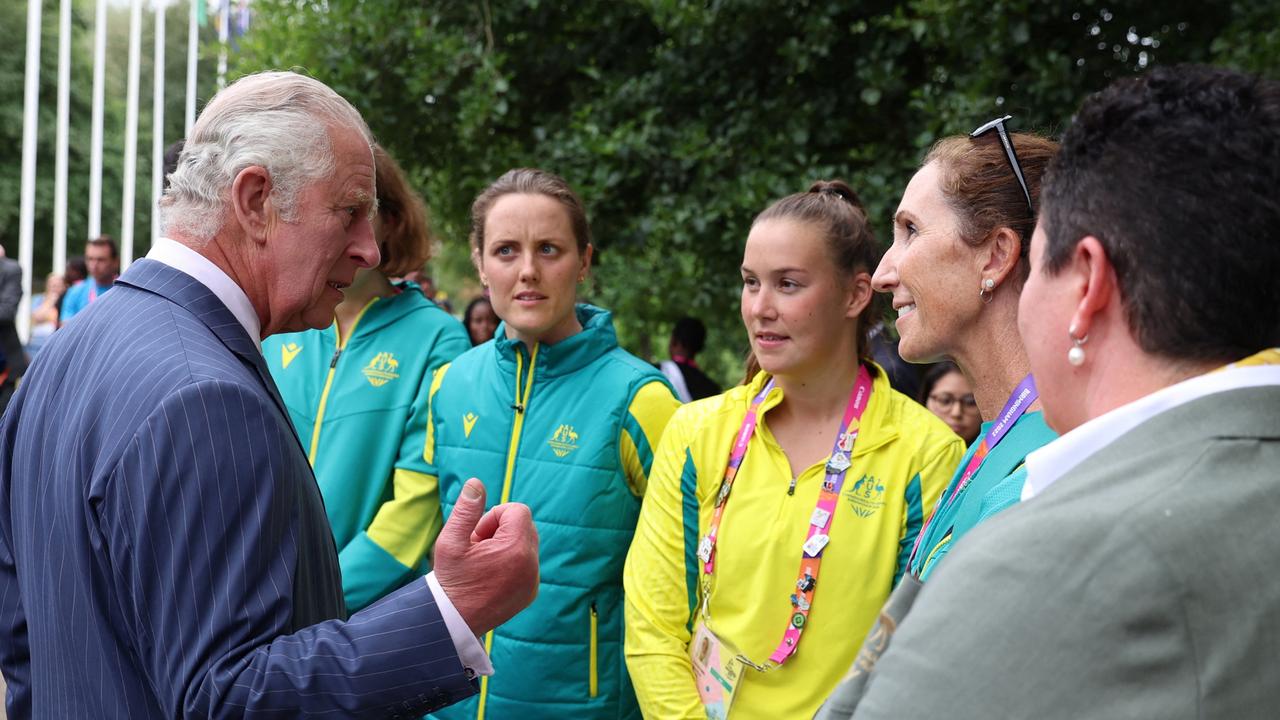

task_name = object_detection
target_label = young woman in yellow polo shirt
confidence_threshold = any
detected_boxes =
[623,181,964,719]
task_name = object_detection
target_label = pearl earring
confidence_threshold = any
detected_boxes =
[979,278,996,304]
[1068,329,1088,367]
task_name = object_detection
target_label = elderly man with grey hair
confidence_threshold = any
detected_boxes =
[0,71,539,719]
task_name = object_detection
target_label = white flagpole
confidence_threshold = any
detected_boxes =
[185,0,198,135]
[54,0,73,277]
[88,0,108,239]
[217,0,228,90]
[18,0,43,345]
[151,0,166,246]
[121,0,143,268]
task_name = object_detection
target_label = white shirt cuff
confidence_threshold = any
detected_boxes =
[426,572,494,677]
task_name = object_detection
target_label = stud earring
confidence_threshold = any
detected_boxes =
[1068,328,1088,367]
[979,278,996,304]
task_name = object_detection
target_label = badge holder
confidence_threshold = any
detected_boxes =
[689,618,743,720]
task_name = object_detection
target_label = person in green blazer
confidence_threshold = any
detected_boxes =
[852,64,1280,719]
[264,146,470,612]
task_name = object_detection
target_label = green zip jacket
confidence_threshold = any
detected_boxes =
[425,304,680,720]
[263,283,470,612]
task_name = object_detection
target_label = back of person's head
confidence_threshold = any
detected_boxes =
[373,145,433,277]
[65,255,87,284]
[924,129,1059,285]
[1040,64,1280,362]
[671,316,707,357]
[87,235,119,260]
[754,179,879,358]
[469,168,591,254]
[160,71,373,244]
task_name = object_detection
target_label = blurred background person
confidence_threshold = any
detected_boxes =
[59,236,118,324]
[918,362,980,444]
[659,316,720,402]
[852,62,1280,720]
[624,181,963,720]
[263,145,470,612]
[0,244,26,414]
[463,295,500,346]
[815,122,1059,720]
[425,168,680,720]
[27,272,67,357]
[56,256,87,325]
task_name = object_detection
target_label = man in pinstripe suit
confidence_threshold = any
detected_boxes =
[0,72,538,719]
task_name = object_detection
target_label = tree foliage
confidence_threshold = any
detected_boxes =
[1,0,219,280]
[42,0,1269,378]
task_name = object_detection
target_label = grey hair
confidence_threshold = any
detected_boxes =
[159,71,373,243]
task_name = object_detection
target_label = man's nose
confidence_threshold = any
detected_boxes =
[351,219,379,269]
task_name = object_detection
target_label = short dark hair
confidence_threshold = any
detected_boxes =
[672,317,707,356]
[87,235,118,260]
[1040,64,1280,362]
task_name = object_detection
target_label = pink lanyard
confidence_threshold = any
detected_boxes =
[697,365,874,666]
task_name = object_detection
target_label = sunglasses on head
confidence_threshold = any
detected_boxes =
[971,115,1034,215]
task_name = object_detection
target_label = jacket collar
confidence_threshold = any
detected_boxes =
[490,304,618,379]
[116,259,289,419]
[750,361,899,457]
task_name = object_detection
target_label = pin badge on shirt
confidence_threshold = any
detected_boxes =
[826,452,852,475]
[809,507,831,529]
[802,534,830,557]
[697,536,714,563]
[837,430,857,453]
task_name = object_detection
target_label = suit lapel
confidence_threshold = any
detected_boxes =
[116,259,295,427]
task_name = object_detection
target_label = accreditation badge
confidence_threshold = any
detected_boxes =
[689,618,744,720]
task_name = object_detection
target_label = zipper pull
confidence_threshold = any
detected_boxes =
[511,403,524,414]
[787,476,798,496]
[329,349,342,368]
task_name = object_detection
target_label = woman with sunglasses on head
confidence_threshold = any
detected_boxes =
[424,168,680,720]
[919,362,982,445]
[814,119,1060,720]
[624,181,963,720]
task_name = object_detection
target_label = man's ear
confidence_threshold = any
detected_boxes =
[231,166,274,244]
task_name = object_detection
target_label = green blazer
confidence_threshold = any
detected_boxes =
[851,385,1280,720]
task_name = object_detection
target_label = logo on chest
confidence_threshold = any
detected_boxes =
[362,352,400,387]
[548,424,580,458]
[844,474,886,518]
[281,342,302,369]
[463,412,479,438]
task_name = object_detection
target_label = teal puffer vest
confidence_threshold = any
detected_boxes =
[427,305,668,720]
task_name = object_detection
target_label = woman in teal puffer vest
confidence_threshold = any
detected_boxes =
[425,169,680,720]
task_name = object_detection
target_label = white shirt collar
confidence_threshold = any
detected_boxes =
[145,237,263,352]
[1022,363,1280,500]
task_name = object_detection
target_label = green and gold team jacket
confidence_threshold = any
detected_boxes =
[425,304,680,720]
[264,283,470,612]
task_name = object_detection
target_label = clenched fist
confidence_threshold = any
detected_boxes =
[434,478,540,636]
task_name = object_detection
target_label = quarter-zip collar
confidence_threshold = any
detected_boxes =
[748,361,899,457]
[491,304,618,380]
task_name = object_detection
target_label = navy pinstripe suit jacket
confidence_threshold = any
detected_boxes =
[0,260,476,718]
